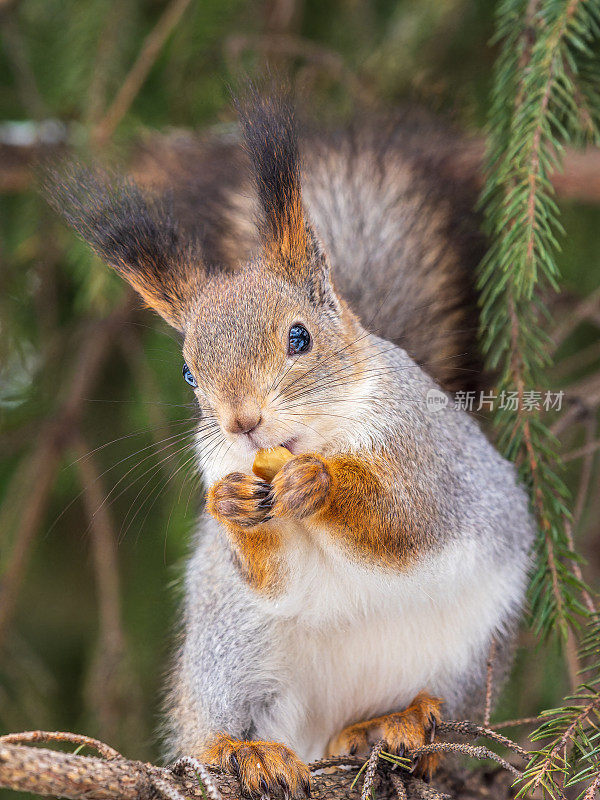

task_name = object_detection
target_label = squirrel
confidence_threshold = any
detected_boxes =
[49,92,535,797]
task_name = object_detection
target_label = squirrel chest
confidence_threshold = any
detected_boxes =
[243,517,521,762]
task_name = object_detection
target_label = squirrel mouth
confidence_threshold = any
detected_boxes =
[280,437,298,454]
[244,434,299,454]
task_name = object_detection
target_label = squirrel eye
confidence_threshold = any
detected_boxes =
[182,362,198,389]
[288,324,311,356]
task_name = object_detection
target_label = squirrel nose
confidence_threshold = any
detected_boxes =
[225,409,262,435]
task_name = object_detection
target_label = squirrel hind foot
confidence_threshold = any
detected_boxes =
[201,734,311,798]
[326,692,443,780]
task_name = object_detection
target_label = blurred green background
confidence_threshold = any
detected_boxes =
[1,0,599,779]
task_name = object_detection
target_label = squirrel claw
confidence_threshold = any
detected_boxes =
[202,735,310,798]
[258,494,275,510]
[326,692,443,778]
[207,474,274,528]
[429,714,437,742]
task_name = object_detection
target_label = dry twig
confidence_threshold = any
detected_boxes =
[0,438,62,648]
[410,744,520,780]
[0,731,121,760]
[552,287,600,349]
[484,640,497,727]
[0,300,134,652]
[390,773,408,800]
[92,0,192,145]
[0,740,363,800]
[438,721,529,759]
[73,436,142,746]
[171,756,224,800]
[405,776,452,800]
[361,739,386,800]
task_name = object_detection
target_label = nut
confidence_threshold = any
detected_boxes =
[252,446,293,482]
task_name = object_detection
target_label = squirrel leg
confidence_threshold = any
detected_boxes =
[326,693,443,779]
[268,452,424,567]
[200,733,311,798]
[206,473,284,592]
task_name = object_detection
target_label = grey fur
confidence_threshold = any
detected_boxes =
[164,334,534,761]
[51,105,532,767]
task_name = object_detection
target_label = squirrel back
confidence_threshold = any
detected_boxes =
[131,110,484,393]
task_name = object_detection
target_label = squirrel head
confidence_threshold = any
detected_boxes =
[48,94,369,455]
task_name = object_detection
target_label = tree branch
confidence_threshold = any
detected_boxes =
[0,741,365,800]
[0,298,135,653]
[92,0,192,146]
[0,724,526,800]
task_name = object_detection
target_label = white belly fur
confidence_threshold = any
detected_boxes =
[249,523,525,762]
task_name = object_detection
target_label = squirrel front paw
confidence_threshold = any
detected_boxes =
[208,455,332,528]
[202,734,311,798]
[327,693,443,779]
[207,472,273,528]
[270,454,331,519]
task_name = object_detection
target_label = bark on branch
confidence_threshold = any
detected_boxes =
[3,133,600,204]
[0,727,525,800]
[0,741,366,800]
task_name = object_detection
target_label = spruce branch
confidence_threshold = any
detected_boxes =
[519,681,600,799]
[480,1,600,796]
[517,615,600,796]
[480,0,600,639]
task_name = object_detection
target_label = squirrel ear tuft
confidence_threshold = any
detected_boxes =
[237,90,326,290]
[45,166,205,330]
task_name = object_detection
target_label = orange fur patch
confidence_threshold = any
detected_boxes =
[207,473,283,593]
[313,453,431,568]
[207,447,437,593]
[327,692,443,779]
[201,733,311,797]
[265,189,309,267]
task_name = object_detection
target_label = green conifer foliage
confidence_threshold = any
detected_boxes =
[480,1,600,795]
